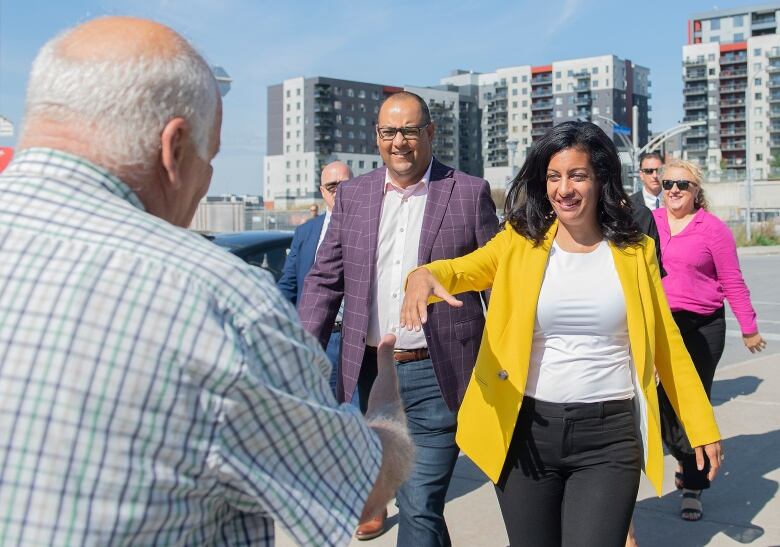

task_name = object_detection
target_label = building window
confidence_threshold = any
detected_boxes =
[296,145,301,151]
[567,109,573,116]
[512,76,518,83]
[755,77,762,86]
[334,100,342,110]
[555,71,561,78]
[556,111,562,118]
[522,113,528,119]
[286,131,290,138]
[335,129,342,137]
[373,161,379,168]
[754,62,763,72]
[592,67,599,74]
[522,75,528,82]
[359,160,365,168]
[708,53,715,61]
[286,174,290,182]
[347,88,354,97]
[359,103,366,112]
[512,101,518,108]
[710,18,720,30]
[296,130,300,137]
[755,120,763,129]
[296,88,301,96]
[512,89,518,96]
[593,106,600,115]
[333,86,341,95]
[358,90,366,98]
[347,144,355,153]
[286,104,291,111]
[335,143,342,152]
[359,117,367,126]
[347,160,353,167]
[522,88,527,95]
[296,174,300,182]
[709,36,719,43]
[285,161,290,168]
[555,97,563,105]
[296,116,301,123]
[556,84,561,91]
[734,15,743,26]
[296,102,301,110]
[592,80,598,87]
[756,92,762,100]
[372,91,380,100]
[286,145,290,152]
[348,130,354,139]
[709,68,716,75]
[522,100,527,107]
[756,153,763,161]
[286,90,290,98]
[734,33,744,41]
[296,160,300,167]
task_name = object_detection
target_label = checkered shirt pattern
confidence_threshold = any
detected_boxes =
[0,149,381,546]
[299,159,499,410]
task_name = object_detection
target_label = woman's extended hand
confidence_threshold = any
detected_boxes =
[694,440,722,482]
[743,332,767,353]
[400,268,462,332]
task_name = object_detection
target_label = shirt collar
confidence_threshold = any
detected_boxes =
[384,158,433,198]
[642,186,661,203]
[6,148,146,212]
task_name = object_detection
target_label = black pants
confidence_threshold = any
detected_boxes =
[658,306,726,490]
[496,398,642,547]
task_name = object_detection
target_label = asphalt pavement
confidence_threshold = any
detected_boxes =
[277,251,780,547]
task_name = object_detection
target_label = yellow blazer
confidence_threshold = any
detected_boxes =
[423,222,720,495]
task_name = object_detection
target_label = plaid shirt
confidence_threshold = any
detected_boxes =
[0,149,381,546]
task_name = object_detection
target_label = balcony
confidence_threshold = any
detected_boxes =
[531,101,554,111]
[685,69,707,80]
[769,93,780,103]
[572,70,590,79]
[721,141,746,151]
[720,84,747,93]
[684,58,706,66]
[720,53,747,65]
[532,74,553,84]
[531,87,553,98]
[685,143,708,151]
[685,127,708,138]
[314,132,332,142]
[769,78,780,88]
[770,123,780,132]
[532,113,554,123]
[720,98,745,107]
[720,128,746,136]
[684,99,708,109]
[574,95,592,106]
[314,115,334,127]
[771,138,780,147]
[313,104,332,113]
[720,69,748,79]
[683,114,708,123]
[721,113,746,121]
[531,128,549,137]
[722,158,746,168]
[684,85,708,95]
[769,48,780,59]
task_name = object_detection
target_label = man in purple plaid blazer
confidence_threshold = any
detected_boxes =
[299,91,499,546]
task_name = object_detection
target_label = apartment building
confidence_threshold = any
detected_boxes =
[440,56,651,189]
[264,77,465,210]
[682,4,780,178]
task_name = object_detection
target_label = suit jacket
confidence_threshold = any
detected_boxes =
[629,190,664,275]
[298,158,500,411]
[277,213,326,304]
[424,222,721,494]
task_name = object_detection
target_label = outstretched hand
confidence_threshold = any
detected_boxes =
[694,440,722,482]
[743,332,767,353]
[400,268,462,332]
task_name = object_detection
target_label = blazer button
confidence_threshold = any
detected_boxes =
[498,370,509,380]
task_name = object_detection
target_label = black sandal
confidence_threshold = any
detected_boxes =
[680,489,702,521]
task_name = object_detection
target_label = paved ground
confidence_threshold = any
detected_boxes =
[278,253,780,547]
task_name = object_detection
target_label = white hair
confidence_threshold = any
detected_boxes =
[23,27,219,171]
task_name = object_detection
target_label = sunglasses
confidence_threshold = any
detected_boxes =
[640,168,660,175]
[662,179,696,191]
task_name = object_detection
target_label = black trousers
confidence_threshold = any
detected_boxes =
[658,307,726,490]
[496,398,642,547]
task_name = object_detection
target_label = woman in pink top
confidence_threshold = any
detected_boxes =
[652,159,766,522]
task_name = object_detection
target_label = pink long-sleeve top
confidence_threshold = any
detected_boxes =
[652,207,758,334]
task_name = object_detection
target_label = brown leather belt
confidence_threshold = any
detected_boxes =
[365,346,429,364]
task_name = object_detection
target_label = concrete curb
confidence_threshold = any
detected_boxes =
[737,245,780,256]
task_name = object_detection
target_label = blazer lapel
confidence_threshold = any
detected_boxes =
[364,168,386,291]
[418,159,455,264]
[610,243,648,379]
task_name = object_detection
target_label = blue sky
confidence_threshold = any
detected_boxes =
[0,0,756,195]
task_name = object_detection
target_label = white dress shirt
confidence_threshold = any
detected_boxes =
[366,161,432,348]
[642,187,662,210]
[317,209,332,251]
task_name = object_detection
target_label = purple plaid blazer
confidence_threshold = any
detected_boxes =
[298,158,499,411]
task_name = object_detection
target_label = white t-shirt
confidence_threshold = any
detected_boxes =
[525,240,634,403]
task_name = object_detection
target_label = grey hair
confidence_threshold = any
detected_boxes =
[23,26,219,171]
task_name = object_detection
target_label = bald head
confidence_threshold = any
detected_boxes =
[320,161,353,210]
[57,17,189,63]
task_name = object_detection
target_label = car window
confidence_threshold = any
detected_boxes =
[242,243,291,281]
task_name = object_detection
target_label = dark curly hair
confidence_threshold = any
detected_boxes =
[504,121,644,248]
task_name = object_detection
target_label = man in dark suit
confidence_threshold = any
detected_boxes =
[299,91,499,545]
[277,160,352,395]
[630,151,664,271]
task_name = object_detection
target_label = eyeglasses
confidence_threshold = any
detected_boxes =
[662,179,697,191]
[640,168,660,175]
[321,181,343,194]
[376,124,430,141]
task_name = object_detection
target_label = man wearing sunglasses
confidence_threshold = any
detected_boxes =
[299,91,499,544]
[278,161,353,395]
[629,151,664,274]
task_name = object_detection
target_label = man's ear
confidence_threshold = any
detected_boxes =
[160,117,189,188]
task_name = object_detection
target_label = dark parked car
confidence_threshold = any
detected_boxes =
[204,230,294,281]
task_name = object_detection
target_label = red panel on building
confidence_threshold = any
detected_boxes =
[532,65,552,74]
[721,42,747,53]
[0,147,13,173]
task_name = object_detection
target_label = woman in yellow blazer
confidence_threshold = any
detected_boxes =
[401,121,722,547]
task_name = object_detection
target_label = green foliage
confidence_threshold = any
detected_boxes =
[732,221,780,247]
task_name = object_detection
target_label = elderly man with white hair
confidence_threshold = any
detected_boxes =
[0,16,412,546]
